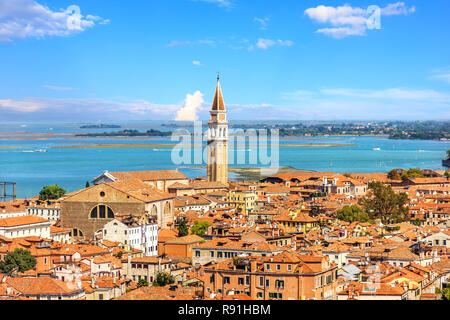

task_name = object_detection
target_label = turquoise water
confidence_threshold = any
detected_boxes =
[0,121,449,198]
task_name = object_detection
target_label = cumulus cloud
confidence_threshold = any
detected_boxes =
[192,60,202,66]
[304,2,415,39]
[0,0,109,42]
[175,91,205,121]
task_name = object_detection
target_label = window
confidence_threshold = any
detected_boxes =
[269,292,282,299]
[275,280,284,289]
[90,205,114,219]
[195,251,200,257]
[238,277,244,285]
[90,207,98,218]
[276,264,281,271]
[266,279,269,287]
[257,292,263,298]
[259,277,264,287]
[210,251,215,258]
[223,277,230,284]
[287,265,292,271]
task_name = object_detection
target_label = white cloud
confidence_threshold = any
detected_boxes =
[0,99,45,112]
[192,60,202,66]
[279,87,450,120]
[381,2,416,16]
[430,67,450,84]
[304,2,415,39]
[175,91,205,121]
[254,17,270,30]
[0,97,180,120]
[256,38,294,50]
[0,0,109,42]
[320,88,450,103]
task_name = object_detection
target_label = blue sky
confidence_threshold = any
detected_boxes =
[0,0,449,121]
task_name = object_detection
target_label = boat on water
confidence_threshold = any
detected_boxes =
[373,147,381,151]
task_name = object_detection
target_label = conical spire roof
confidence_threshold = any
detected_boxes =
[211,75,226,111]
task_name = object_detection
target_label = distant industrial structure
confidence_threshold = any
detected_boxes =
[0,182,16,202]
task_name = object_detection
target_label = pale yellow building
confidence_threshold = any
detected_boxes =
[227,189,257,214]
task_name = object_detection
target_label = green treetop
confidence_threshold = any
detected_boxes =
[401,168,424,181]
[358,182,409,224]
[177,219,189,237]
[38,184,66,201]
[336,205,370,223]
[190,220,212,237]
[0,248,37,274]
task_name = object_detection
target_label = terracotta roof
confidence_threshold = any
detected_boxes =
[109,169,188,181]
[165,234,204,245]
[5,277,82,295]
[0,215,50,227]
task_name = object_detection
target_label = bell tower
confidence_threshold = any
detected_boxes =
[207,75,228,185]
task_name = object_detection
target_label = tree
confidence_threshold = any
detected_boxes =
[39,184,66,201]
[387,169,401,180]
[85,181,90,188]
[190,220,212,237]
[138,278,149,288]
[442,288,450,301]
[336,205,370,223]
[401,168,424,181]
[359,182,409,224]
[0,248,37,274]
[153,271,175,287]
[445,171,450,178]
[177,219,189,237]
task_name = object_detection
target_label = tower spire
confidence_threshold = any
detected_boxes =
[211,74,225,111]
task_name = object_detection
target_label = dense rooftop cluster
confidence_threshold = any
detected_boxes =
[0,168,449,300]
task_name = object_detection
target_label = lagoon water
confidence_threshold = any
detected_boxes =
[0,121,449,198]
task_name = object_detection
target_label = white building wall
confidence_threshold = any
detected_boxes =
[0,222,51,239]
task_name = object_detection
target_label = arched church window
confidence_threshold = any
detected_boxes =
[90,206,98,219]
[90,205,115,219]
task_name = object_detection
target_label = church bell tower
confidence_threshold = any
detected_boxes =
[207,75,228,185]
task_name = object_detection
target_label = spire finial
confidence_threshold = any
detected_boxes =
[217,72,220,81]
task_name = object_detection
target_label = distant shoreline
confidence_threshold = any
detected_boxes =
[53,143,356,149]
